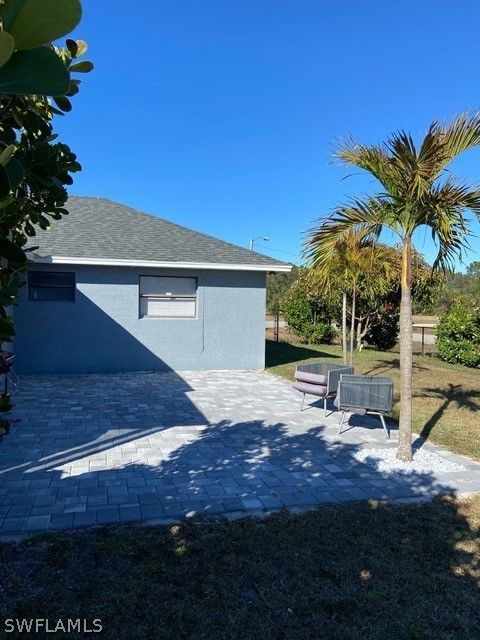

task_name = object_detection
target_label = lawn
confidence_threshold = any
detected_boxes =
[266,339,480,461]
[1,496,479,639]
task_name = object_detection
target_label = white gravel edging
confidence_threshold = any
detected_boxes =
[354,448,466,474]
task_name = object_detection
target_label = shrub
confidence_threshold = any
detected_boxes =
[364,304,400,351]
[437,306,480,368]
[281,280,335,344]
[301,322,337,345]
[281,286,312,337]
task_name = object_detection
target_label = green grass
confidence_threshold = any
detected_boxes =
[266,340,480,461]
[1,496,480,639]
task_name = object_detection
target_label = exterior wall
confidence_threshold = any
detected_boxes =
[13,264,267,374]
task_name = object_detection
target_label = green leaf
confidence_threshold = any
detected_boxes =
[0,144,16,166]
[74,39,88,56]
[66,78,80,96]
[0,194,14,208]
[69,60,93,73]
[49,105,65,116]
[65,38,77,56]
[37,215,51,229]
[3,0,82,50]
[0,164,10,199]
[53,96,72,112]
[0,31,15,67]
[0,317,15,339]
[4,157,25,189]
[0,47,70,96]
[24,221,35,235]
[0,237,26,263]
[0,126,16,145]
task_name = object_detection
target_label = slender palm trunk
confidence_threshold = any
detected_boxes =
[356,317,363,351]
[342,291,347,364]
[349,284,356,366]
[397,237,413,461]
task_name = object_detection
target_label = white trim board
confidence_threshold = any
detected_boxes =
[29,255,292,273]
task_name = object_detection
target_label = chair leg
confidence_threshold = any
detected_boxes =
[323,396,327,417]
[300,393,305,412]
[379,414,389,439]
[338,411,346,435]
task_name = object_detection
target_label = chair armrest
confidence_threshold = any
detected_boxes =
[326,365,353,394]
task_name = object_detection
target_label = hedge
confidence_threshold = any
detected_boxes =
[436,306,480,368]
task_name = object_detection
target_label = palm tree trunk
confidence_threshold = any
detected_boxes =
[342,291,347,364]
[349,285,356,366]
[397,237,413,461]
[356,316,363,351]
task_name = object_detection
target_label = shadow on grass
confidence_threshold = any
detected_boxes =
[265,339,339,368]
[419,383,480,440]
[362,358,430,375]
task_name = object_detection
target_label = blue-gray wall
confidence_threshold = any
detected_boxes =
[14,264,267,374]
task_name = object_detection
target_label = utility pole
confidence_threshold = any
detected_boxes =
[250,236,269,251]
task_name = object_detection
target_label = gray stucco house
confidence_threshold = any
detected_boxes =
[13,197,290,374]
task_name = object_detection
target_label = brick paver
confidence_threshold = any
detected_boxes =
[1,369,480,535]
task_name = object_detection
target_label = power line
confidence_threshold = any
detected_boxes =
[264,246,301,259]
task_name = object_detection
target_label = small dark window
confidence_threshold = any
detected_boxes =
[28,271,75,302]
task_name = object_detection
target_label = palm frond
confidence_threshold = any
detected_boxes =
[336,140,399,195]
[430,220,471,272]
[424,177,480,220]
[386,130,417,173]
[304,198,393,270]
[417,177,480,271]
[322,113,480,278]
[418,113,480,182]
[385,129,432,199]
[417,121,443,178]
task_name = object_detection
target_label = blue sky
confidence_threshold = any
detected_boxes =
[59,0,480,269]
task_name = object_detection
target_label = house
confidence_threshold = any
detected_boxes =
[13,197,290,374]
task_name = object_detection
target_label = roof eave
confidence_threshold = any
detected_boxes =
[29,255,292,273]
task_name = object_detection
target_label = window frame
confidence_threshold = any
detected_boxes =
[138,274,198,319]
[28,270,76,303]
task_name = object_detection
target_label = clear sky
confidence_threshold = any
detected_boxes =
[59,0,480,269]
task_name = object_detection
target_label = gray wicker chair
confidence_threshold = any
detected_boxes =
[293,362,353,415]
[335,374,393,438]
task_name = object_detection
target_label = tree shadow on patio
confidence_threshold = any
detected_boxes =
[3,371,480,637]
[13,416,478,638]
[49,414,459,527]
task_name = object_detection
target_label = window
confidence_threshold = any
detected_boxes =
[139,276,197,318]
[28,271,75,302]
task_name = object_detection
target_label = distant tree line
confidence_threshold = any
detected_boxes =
[425,260,480,314]
[268,258,480,321]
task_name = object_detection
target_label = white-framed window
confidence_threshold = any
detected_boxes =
[139,276,197,318]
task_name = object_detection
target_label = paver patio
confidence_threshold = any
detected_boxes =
[1,369,480,536]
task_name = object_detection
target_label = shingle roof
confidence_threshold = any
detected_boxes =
[29,196,290,270]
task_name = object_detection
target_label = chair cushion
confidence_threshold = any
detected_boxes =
[293,381,328,397]
[295,371,327,385]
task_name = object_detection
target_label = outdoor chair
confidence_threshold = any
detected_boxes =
[293,362,353,415]
[335,374,393,438]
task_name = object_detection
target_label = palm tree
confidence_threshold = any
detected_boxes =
[306,113,480,461]
[308,230,398,366]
